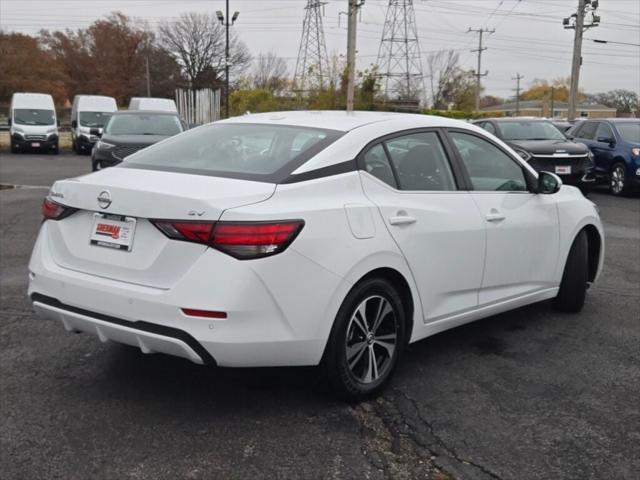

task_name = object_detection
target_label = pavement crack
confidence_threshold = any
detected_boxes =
[394,390,504,480]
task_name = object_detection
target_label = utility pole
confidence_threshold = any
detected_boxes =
[468,27,494,112]
[563,0,600,120]
[216,2,240,118]
[145,56,151,97]
[346,0,362,111]
[512,73,524,116]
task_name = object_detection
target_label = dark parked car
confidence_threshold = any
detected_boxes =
[568,118,640,196]
[91,110,186,171]
[474,118,595,194]
[551,119,576,133]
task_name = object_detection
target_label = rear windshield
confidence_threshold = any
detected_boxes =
[121,123,344,182]
[80,111,113,128]
[616,123,640,143]
[499,121,566,141]
[13,109,55,126]
[104,114,183,136]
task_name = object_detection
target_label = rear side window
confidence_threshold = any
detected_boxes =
[383,132,457,191]
[123,123,343,182]
[450,132,527,192]
[577,122,598,140]
[363,144,397,187]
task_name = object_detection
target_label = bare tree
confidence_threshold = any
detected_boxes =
[426,50,460,109]
[158,12,250,90]
[252,51,288,92]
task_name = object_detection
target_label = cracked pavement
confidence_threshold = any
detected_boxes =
[1,153,639,479]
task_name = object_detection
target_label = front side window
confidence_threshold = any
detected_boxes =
[105,114,183,136]
[79,112,113,128]
[450,131,527,192]
[483,122,497,135]
[13,109,55,126]
[595,123,614,141]
[123,123,342,182]
[615,123,640,143]
[382,132,456,191]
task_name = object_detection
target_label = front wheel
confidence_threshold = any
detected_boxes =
[553,230,588,313]
[51,141,59,155]
[609,162,628,196]
[324,277,405,401]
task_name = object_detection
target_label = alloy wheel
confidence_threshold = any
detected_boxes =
[345,295,398,384]
[611,165,625,194]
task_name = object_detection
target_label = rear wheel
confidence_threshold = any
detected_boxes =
[324,277,405,401]
[553,230,588,313]
[11,144,18,154]
[609,162,627,196]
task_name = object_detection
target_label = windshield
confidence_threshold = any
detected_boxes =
[500,121,566,141]
[13,109,55,126]
[616,123,640,143]
[104,114,183,136]
[123,123,343,182]
[79,111,113,128]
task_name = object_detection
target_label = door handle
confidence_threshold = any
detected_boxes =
[389,215,416,226]
[485,211,506,222]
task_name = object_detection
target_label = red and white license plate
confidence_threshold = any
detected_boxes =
[555,166,571,175]
[89,214,136,251]
[31,142,41,148]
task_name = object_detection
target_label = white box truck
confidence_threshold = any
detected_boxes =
[9,93,59,154]
[128,97,177,112]
[70,95,117,155]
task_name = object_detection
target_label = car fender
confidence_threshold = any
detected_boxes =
[554,187,605,283]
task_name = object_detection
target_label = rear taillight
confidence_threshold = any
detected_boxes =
[151,220,304,259]
[41,198,77,220]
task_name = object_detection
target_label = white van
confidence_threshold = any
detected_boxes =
[70,95,117,154]
[9,93,58,154]
[128,97,177,113]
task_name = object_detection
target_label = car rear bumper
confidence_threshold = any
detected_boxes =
[27,222,345,367]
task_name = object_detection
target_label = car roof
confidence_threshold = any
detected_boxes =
[110,110,178,116]
[219,110,466,132]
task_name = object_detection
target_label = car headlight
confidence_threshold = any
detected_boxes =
[513,148,531,161]
[96,140,115,150]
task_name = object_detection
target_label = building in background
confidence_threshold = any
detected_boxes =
[481,100,616,119]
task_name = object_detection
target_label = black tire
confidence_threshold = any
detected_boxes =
[609,162,628,196]
[51,141,59,155]
[11,144,18,154]
[92,160,100,171]
[553,230,589,313]
[324,277,406,401]
[72,138,77,152]
[579,184,590,197]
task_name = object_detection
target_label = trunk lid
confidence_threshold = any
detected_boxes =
[45,167,275,288]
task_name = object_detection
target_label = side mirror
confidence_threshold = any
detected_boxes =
[71,120,77,128]
[596,136,615,146]
[538,171,562,194]
[89,127,102,137]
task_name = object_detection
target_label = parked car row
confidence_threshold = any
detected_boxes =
[474,117,639,196]
[7,92,182,163]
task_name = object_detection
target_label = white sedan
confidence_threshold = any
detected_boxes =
[29,111,604,399]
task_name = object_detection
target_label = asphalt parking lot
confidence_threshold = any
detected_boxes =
[1,152,639,480]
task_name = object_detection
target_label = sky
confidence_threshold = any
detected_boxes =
[1,0,639,100]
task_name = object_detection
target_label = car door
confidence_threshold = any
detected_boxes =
[591,122,616,175]
[574,121,605,177]
[446,130,560,306]
[359,130,486,322]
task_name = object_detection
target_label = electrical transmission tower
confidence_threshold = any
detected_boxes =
[376,0,424,102]
[293,0,329,93]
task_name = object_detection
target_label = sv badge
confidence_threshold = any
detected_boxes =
[188,210,205,217]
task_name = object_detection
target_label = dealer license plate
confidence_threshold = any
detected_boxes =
[89,214,136,251]
[555,166,571,175]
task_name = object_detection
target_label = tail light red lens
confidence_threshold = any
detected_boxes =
[151,220,304,259]
[41,198,77,220]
